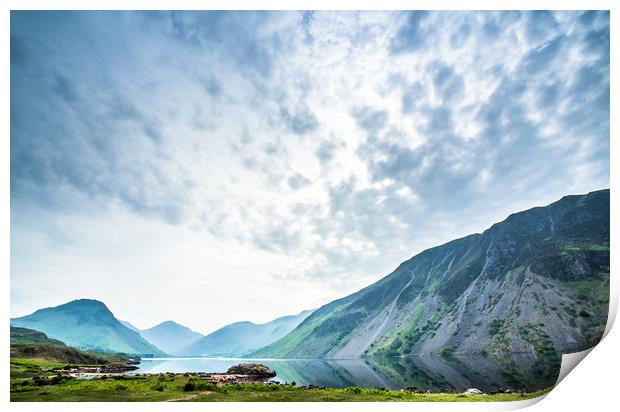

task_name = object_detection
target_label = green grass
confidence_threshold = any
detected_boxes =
[10,354,128,381]
[10,373,552,402]
[559,242,609,255]
[10,358,66,379]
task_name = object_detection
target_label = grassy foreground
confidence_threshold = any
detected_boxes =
[10,360,551,402]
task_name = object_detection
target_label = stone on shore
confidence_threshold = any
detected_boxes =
[462,388,484,395]
[225,363,276,379]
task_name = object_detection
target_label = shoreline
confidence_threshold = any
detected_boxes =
[10,358,554,401]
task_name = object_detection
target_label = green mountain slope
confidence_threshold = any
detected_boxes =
[10,325,123,365]
[181,310,314,356]
[11,325,65,346]
[11,299,165,356]
[140,321,202,355]
[252,189,609,359]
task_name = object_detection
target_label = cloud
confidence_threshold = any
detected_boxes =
[401,82,424,114]
[315,139,342,165]
[352,106,388,133]
[280,104,319,135]
[198,75,222,99]
[288,173,312,190]
[162,11,285,78]
[10,11,609,332]
[52,74,79,103]
[524,11,559,43]
[431,62,464,103]
[521,35,565,74]
[389,11,430,53]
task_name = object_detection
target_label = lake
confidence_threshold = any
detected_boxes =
[131,352,560,392]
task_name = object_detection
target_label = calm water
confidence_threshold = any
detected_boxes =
[131,353,560,392]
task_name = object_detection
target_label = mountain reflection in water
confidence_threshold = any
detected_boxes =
[132,352,560,392]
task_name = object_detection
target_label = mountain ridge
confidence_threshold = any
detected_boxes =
[11,299,165,356]
[181,309,314,357]
[140,320,203,355]
[252,189,610,359]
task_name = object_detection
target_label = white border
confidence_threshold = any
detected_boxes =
[2,1,617,411]
[1,0,617,10]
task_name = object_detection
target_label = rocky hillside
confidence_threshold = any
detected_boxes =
[252,189,609,360]
[11,299,165,356]
[181,310,313,357]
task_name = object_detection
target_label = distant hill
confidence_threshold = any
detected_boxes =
[140,321,202,355]
[181,310,314,357]
[10,325,115,364]
[11,299,165,356]
[253,189,610,359]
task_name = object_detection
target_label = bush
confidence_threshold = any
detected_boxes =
[345,386,362,394]
[114,384,128,391]
[195,381,218,391]
[183,381,196,392]
[152,383,165,392]
[579,310,591,318]
[489,319,504,336]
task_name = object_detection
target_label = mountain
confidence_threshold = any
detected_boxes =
[120,320,141,333]
[181,310,314,356]
[253,189,610,360]
[11,299,165,356]
[140,321,203,355]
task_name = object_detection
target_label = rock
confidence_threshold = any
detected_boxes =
[226,363,276,379]
[463,388,484,395]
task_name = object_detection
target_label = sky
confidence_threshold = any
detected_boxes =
[10,11,609,334]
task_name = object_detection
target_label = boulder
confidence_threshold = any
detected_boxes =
[463,388,484,395]
[225,363,276,379]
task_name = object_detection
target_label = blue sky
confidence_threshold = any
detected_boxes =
[10,11,609,333]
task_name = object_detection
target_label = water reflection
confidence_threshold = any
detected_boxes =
[132,352,559,392]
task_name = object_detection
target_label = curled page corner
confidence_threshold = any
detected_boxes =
[495,347,600,411]
[495,395,549,411]
[603,280,618,339]
[555,347,595,386]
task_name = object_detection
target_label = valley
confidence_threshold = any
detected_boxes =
[9,189,610,402]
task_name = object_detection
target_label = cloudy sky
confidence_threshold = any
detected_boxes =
[10,11,609,334]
